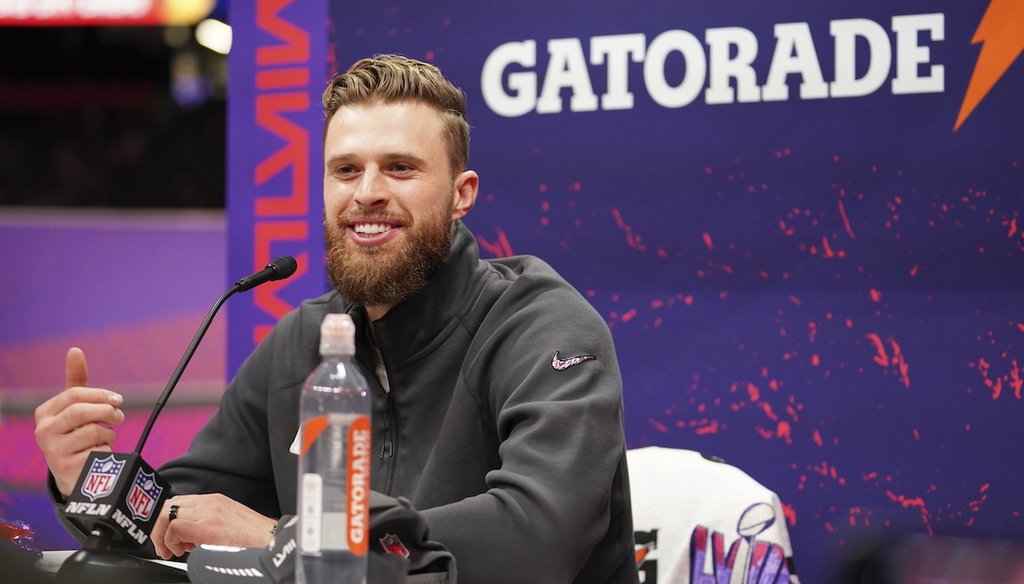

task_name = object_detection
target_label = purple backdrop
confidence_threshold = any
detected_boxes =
[0,1,991,582]
[1,1,1020,580]
[314,2,1022,583]
[0,209,227,549]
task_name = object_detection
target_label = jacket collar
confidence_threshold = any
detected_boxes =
[348,220,483,370]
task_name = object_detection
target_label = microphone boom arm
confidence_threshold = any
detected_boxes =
[133,255,297,455]
[133,284,239,455]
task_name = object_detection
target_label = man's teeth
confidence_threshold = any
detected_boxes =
[354,223,392,235]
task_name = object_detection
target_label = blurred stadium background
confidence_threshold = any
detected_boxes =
[1,0,232,552]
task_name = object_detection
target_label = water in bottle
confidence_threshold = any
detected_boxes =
[296,313,372,584]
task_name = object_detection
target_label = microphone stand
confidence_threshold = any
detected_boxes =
[56,258,297,583]
[135,282,241,457]
[56,524,189,584]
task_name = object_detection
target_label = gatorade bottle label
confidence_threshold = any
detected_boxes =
[346,415,371,556]
[299,413,371,555]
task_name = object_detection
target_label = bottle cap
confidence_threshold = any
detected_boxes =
[320,313,355,356]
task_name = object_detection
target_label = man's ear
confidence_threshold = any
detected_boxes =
[451,170,479,221]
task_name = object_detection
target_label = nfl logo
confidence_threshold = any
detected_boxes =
[126,468,164,522]
[379,533,410,559]
[81,454,125,502]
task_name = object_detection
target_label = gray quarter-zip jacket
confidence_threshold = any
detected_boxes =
[103,221,637,583]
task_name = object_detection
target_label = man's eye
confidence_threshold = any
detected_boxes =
[392,163,412,173]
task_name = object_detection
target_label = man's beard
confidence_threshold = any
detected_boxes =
[325,199,454,309]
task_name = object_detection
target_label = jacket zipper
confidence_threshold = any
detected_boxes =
[358,348,398,494]
[380,391,397,494]
[380,392,394,460]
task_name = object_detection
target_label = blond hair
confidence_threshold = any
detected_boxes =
[322,55,470,176]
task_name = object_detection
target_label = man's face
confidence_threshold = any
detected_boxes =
[323,101,477,310]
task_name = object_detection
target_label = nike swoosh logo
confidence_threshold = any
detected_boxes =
[551,351,597,371]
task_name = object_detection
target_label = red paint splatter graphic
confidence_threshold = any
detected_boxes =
[694,420,720,435]
[747,382,760,402]
[476,227,515,258]
[837,199,856,239]
[819,236,846,258]
[531,144,1024,584]
[866,333,911,388]
[648,418,669,434]
[702,232,714,251]
[971,356,1022,400]
[885,490,933,535]
[782,503,797,526]
[611,207,647,251]
[776,421,793,444]
[806,460,847,486]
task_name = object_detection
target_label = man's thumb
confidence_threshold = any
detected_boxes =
[65,347,89,389]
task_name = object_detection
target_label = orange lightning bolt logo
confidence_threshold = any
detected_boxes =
[955,0,1024,131]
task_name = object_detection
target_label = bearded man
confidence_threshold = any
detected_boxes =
[35,55,638,584]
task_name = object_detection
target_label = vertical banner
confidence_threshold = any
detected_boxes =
[227,0,329,375]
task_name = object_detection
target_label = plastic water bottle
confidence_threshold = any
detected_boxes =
[296,313,372,584]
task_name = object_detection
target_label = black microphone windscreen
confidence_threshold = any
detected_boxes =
[270,256,298,280]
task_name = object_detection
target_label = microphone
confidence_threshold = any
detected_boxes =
[234,256,298,292]
[56,257,298,583]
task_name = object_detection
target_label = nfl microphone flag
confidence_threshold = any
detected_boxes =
[63,453,172,556]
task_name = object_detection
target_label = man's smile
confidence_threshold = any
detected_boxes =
[353,223,393,235]
[347,219,403,246]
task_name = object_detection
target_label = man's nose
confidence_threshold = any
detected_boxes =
[353,168,389,208]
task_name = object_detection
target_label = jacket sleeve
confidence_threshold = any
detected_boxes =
[46,472,89,545]
[420,277,632,583]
